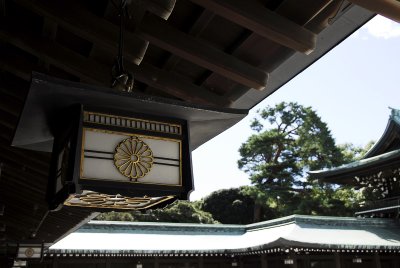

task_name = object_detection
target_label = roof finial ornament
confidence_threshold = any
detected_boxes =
[388,106,400,119]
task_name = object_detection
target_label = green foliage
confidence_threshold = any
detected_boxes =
[238,102,364,220]
[145,200,217,224]
[239,186,279,221]
[95,211,134,221]
[96,200,218,224]
[294,183,363,216]
[201,188,256,224]
[338,141,374,162]
[239,102,344,195]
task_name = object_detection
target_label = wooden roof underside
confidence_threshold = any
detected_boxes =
[0,0,374,250]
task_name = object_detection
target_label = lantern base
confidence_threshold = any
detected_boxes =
[64,191,176,211]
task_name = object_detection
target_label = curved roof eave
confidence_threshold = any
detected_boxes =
[364,109,400,158]
[308,149,400,181]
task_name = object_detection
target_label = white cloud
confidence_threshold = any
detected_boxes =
[365,15,400,39]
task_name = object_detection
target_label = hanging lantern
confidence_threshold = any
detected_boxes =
[12,73,247,211]
[16,244,43,259]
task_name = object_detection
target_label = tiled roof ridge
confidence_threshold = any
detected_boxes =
[80,215,399,234]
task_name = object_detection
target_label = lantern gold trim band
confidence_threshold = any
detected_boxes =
[84,111,182,135]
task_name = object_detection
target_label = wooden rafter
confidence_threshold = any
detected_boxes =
[125,61,230,106]
[348,0,400,23]
[144,0,176,20]
[14,0,148,65]
[162,9,215,72]
[189,0,317,54]
[138,14,268,90]
[0,27,111,85]
[275,0,334,26]
[211,0,338,104]
[0,53,36,81]
[39,17,58,70]
[0,26,227,106]
[144,9,216,101]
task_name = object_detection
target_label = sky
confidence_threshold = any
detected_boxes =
[189,15,400,201]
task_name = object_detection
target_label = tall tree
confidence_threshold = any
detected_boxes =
[238,102,343,194]
[238,102,348,217]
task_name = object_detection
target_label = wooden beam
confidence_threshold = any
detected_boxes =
[0,149,49,178]
[126,61,230,106]
[0,75,29,101]
[0,52,36,81]
[348,0,400,23]
[143,0,176,20]
[276,0,334,26]
[163,9,215,71]
[0,143,50,171]
[189,0,317,54]
[40,17,58,70]
[220,0,336,105]
[0,92,22,117]
[146,9,219,103]
[14,0,148,65]
[0,25,227,106]
[0,26,111,85]
[0,109,17,130]
[138,14,268,90]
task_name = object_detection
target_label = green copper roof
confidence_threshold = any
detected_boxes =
[308,148,400,180]
[309,108,400,182]
[364,108,400,158]
[390,108,400,124]
[50,215,400,254]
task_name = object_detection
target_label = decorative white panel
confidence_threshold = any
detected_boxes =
[81,129,182,186]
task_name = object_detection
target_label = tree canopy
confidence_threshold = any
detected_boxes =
[238,102,344,194]
[238,102,363,218]
[96,200,217,224]
[201,188,255,224]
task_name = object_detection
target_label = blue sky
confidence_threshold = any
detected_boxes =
[190,15,400,200]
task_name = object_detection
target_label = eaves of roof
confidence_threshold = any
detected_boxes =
[49,215,400,254]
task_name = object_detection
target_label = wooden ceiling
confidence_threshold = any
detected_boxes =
[0,0,374,257]
[0,0,350,107]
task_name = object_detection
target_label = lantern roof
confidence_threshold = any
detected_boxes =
[12,73,248,152]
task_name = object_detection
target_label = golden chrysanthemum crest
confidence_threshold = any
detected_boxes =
[114,136,153,180]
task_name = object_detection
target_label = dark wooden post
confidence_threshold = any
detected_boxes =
[52,257,58,268]
[334,253,341,268]
[154,257,160,268]
[261,254,268,268]
[374,253,382,268]
[198,256,204,268]
[105,258,111,268]
[292,255,298,268]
